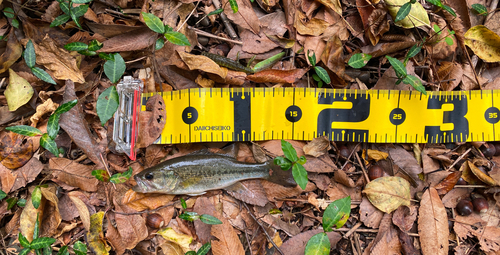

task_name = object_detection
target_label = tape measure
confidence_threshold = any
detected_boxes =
[112,77,500,159]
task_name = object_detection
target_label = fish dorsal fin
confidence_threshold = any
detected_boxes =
[185,144,239,158]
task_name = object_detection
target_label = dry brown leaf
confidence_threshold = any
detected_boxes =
[360,196,384,228]
[454,214,500,252]
[222,0,260,34]
[275,229,341,255]
[441,187,473,208]
[254,204,301,236]
[49,158,99,192]
[105,219,127,255]
[8,157,43,192]
[469,161,497,186]
[99,29,157,52]
[30,99,58,127]
[241,11,287,54]
[334,169,356,188]
[392,205,417,232]
[30,36,85,83]
[193,196,216,244]
[113,196,148,250]
[246,69,308,84]
[303,137,330,157]
[40,186,62,237]
[122,189,175,211]
[437,61,463,91]
[365,149,389,162]
[364,213,401,255]
[211,210,245,255]
[224,180,269,206]
[0,30,22,74]
[68,191,91,231]
[418,188,449,255]
[388,145,422,185]
[0,163,16,193]
[19,194,44,242]
[308,173,331,190]
[434,171,462,195]
[137,95,166,148]
[424,18,457,60]
[0,132,34,169]
[295,11,329,36]
[366,8,390,45]
[177,51,225,78]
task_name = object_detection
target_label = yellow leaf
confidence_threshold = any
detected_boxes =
[177,51,226,79]
[386,0,430,28]
[294,11,329,36]
[315,0,342,15]
[364,149,389,162]
[5,69,34,111]
[19,195,44,242]
[362,176,411,213]
[87,211,111,255]
[157,227,193,253]
[465,25,500,62]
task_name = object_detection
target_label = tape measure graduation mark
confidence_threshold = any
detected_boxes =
[138,88,500,145]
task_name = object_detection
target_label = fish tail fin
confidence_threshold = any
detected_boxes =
[265,161,297,187]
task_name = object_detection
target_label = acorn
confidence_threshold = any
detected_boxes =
[368,165,384,180]
[471,194,489,213]
[339,146,350,159]
[456,199,473,216]
[146,213,165,229]
[481,143,496,158]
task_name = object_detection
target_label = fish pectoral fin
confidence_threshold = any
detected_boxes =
[187,192,206,196]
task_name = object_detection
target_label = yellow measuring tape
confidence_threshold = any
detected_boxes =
[139,88,500,144]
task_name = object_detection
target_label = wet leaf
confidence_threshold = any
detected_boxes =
[73,241,87,255]
[23,40,36,69]
[31,186,42,209]
[363,176,411,213]
[142,12,165,34]
[348,53,372,68]
[386,0,430,28]
[418,188,448,255]
[5,126,43,137]
[157,228,193,253]
[110,167,133,184]
[91,170,110,182]
[465,25,500,62]
[304,233,330,255]
[5,69,34,111]
[323,196,351,231]
[200,214,222,225]
[40,134,59,157]
[292,164,308,190]
[87,211,110,255]
[103,53,126,83]
[96,86,119,125]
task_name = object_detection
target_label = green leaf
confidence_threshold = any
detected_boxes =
[297,155,307,165]
[34,213,40,240]
[207,8,224,16]
[164,31,191,46]
[88,39,103,51]
[314,66,330,84]
[197,242,211,255]
[274,156,292,170]
[433,24,442,34]
[55,99,78,115]
[304,233,330,255]
[200,214,222,225]
[445,36,454,46]
[406,44,422,60]
[307,50,316,66]
[24,40,36,69]
[103,53,126,83]
[472,3,488,15]
[385,56,407,78]
[31,67,56,84]
[142,12,165,33]
[442,5,456,17]
[3,7,15,18]
[30,237,56,250]
[5,125,43,136]
[403,74,427,95]
[252,52,285,73]
[17,198,27,207]
[71,4,89,18]
[40,133,60,156]
[19,248,31,255]
[72,0,93,3]
[292,163,308,190]
[50,14,70,27]
[32,186,42,209]
[78,50,97,56]
[98,52,113,61]
[60,2,70,14]
[0,190,6,201]
[155,38,165,50]
[395,2,412,22]
[64,42,88,51]
[323,196,351,231]
[281,139,298,162]
[11,19,19,28]
[312,74,321,82]
[96,86,119,125]
[43,246,51,255]
[6,197,17,210]
[348,53,372,68]
[110,167,133,184]
[57,246,69,255]
[47,114,61,140]
[228,0,238,13]
[179,212,200,221]
[18,233,30,248]
[73,241,87,255]
[180,198,187,209]
[185,252,196,255]
[425,0,442,7]
[91,169,110,182]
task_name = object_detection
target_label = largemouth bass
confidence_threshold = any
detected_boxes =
[133,153,296,195]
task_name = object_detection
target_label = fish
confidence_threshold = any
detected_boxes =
[132,152,296,196]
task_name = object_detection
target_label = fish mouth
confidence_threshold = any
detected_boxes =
[132,176,149,193]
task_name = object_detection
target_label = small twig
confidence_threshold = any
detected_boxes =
[243,203,284,255]
[446,147,471,171]
[105,8,138,20]
[486,0,499,22]
[188,26,243,45]
[177,1,200,32]
[242,219,254,254]
[276,198,362,205]
[99,153,116,189]
[211,0,239,40]
[343,222,363,238]
[333,227,419,237]
[125,56,147,64]
[454,185,489,188]
[355,152,371,184]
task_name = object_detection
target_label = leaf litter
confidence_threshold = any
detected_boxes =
[1,0,500,254]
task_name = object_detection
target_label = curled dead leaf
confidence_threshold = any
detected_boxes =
[122,189,175,211]
[303,136,330,157]
[363,176,411,213]
[0,132,34,169]
[434,171,462,195]
[469,161,497,186]
[177,51,226,78]
[0,30,22,74]
[157,227,193,253]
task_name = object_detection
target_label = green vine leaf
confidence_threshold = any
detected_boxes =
[403,74,427,95]
[385,56,407,78]
[31,67,56,85]
[73,241,87,255]
[30,237,56,250]
[304,233,330,255]
[91,170,110,182]
[32,186,42,209]
[200,214,223,225]
[395,2,412,22]
[142,12,165,34]
[50,14,70,27]
[96,86,119,125]
[64,42,89,52]
[40,133,59,156]
[292,163,308,190]
[23,40,36,69]
[164,29,191,46]
[281,139,298,162]
[103,53,126,83]
[110,167,133,184]
[5,125,43,137]
[348,53,372,68]
[228,0,239,13]
[323,196,351,231]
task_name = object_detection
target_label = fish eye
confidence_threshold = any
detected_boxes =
[145,172,154,180]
